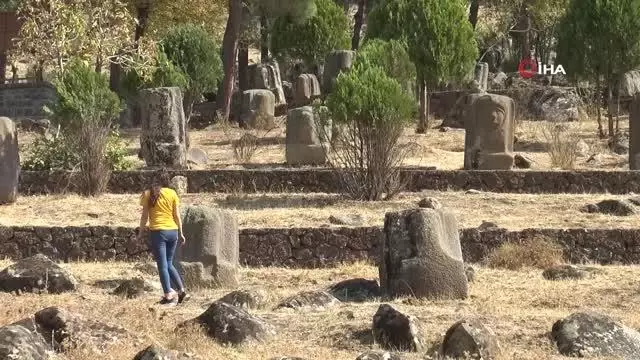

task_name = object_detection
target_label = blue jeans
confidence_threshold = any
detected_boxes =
[149,230,184,294]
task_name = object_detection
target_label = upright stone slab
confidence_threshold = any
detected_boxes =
[463,93,515,170]
[474,62,489,91]
[248,61,287,111]
[139,87,187,168]
[286,106,331,165]
[630,95,640,169]
[241,89,276,130]
[177,206,239,287]
[323,50,355,94]
[0,117,19,204]
[380,208,468,299]
[294,74,321,106]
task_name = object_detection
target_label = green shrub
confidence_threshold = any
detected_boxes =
[271,0,350,66]
[322,64,415,201]
[354,39,416,96]
[45,59,124,195]
[22,131,135,171]
[160,23,223,116]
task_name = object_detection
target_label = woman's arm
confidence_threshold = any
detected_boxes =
[173,202,185,241]
[139,205,149,237]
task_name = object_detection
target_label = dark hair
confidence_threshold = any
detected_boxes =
[149,168,171,208]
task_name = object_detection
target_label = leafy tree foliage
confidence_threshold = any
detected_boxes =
[354,38,416,96]
[12,0,136,72]
[160,24,223,120]
[366,0,477,132]
[557,0,640,137]
[270,0,350,66]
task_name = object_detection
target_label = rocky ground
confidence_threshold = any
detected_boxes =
[2,191,640,230]
[0,259,638,360]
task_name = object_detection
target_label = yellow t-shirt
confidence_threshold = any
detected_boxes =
[140,188,179,231]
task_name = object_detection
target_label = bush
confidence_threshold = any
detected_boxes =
[160,24,223,119]
[354,39,416,96]
[22,131,135,171]
[540,122,580,170]
[486,237,565,270]
[271,0,350,66]
[322,64,415,201]
[45,59,124,195]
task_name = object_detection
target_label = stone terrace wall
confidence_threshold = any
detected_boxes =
[0,82,57,119]
[18,169,640,195]
[1,225,639,267]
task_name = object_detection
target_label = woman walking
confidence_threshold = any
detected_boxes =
[138,169,190,306]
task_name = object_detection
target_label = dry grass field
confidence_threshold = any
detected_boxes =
[0,259,636,360]
[16,118,629,171]
[2,191,640,230]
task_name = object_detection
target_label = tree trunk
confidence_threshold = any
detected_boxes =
[219,0,243,123]
[607,81,614,137]
[616,80,621,134]
[468,0,480,30]
[134,6,150,45]
[595,75,604,138]
[260,15,269,61]
[238,44,249,92]
[351,0,366,50]
[417,75,428,134]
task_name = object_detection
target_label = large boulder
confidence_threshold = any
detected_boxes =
[372,304,424,352]
[0,306,129,357]
[177,206,239,288]
[133,345,177,360]
[528,87,582,122]
[0,117,19,204]
[464,93,515,170]
[380,208,468,300]
[275,290,340,310]
[323,50,355,94]
[355,351,402,360]
[241,89,276,130]
[248,61,287,113]
[327,278,381,302]
[285,106,332,166]
[0,254,77,294]
[180,301,275,345]
[217,289,270,309]
[552,312,640,359]
[0,321,52,360]
[619,70,640,98]
[139,87,187,168]
[293,74,321,107]
[441,318,501,359]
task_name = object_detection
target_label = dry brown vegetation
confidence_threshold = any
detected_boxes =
[486,237,566,270]
[16,118,628,171]
[2,191,640,230]
[0,259,637,360]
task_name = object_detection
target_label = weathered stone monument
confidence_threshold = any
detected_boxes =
[139,87,187,168]
[380,208,468,299]
[0,117,19,204]
[294,74,322,106]
[286,106,332,165]
[463,93,515,170]
[474,62,489,92]
[248,61,287,112]
[177,206,239,288]
[241,89,276,130]
[629,95,640,169]
[323,50,355,94]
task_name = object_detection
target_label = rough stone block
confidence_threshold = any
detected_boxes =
[294,74,321,106]
[241,89,276,130]
[323,50,355,94]
[380,208,468,299]
[285,106,331,165]
[0,117,19,204]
